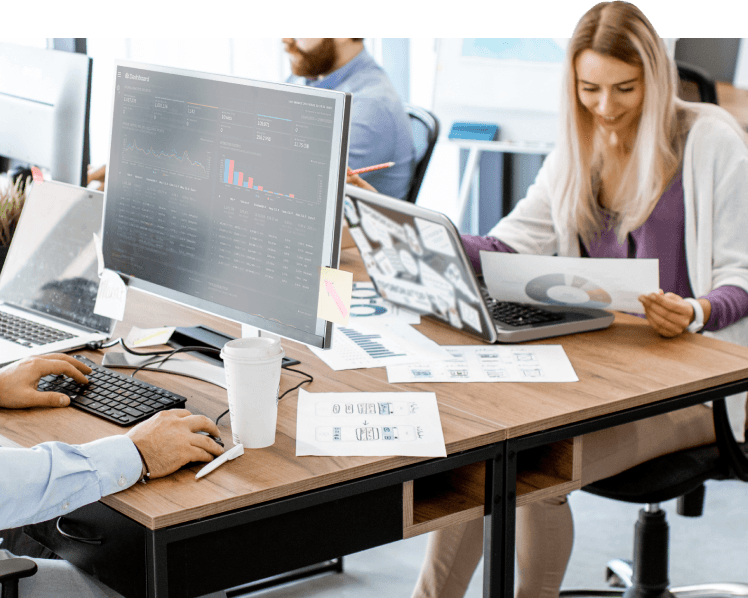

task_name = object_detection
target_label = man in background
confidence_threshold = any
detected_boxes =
[283,38,416,200]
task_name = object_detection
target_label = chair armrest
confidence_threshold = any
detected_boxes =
[0,556,38,584]
[712,398,748,481]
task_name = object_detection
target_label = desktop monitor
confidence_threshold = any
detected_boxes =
[101,61,351,349]
[0,42,92,186]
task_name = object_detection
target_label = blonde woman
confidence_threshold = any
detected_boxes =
[409,2,748,598]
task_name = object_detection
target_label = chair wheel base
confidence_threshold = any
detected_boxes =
[607,560,633,589]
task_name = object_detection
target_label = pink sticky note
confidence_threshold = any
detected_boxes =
[317,268,352,325]
[31,166,44,183]
[325,279,348,318]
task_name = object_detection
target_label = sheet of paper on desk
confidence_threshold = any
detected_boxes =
[480,252,659,314]
[295,389,447,457]
[309,319,451,371]
[350,282,420,324]
[387,345,578,383]
[93,269,128,321]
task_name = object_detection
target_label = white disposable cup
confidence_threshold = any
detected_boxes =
[220,337,285,449]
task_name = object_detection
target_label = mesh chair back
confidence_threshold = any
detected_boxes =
[404,104,439,204]
[676,61,718,104]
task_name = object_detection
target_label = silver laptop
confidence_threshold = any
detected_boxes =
[343,185,614,343]
[0,181,115,364]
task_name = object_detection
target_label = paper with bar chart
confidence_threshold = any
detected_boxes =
[308,320,451,371]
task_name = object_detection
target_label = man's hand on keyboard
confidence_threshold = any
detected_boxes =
[0,353,92,409]
[127,409,224,478]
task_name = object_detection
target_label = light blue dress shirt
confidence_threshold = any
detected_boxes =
[0,435,142,529]
[288,48,415,200]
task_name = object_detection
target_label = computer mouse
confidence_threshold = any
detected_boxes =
[179,432,225,471]
[196,430,224,447]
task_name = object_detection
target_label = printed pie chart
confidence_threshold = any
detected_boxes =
[525,273,612,309]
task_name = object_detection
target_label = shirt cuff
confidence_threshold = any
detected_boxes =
[82,435,143,497]
[460,234,517,275]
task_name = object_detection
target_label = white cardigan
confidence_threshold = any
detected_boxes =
[489,106,748,440]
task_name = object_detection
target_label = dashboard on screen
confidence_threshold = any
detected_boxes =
[102,62,351,348]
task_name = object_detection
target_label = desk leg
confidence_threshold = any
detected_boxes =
[146,532,170,598]
[483,443,511,598]
[457,147,482,234]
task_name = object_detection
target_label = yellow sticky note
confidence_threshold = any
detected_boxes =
[317,268,353,326]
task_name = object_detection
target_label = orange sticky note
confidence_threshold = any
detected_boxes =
[317,267,353,325]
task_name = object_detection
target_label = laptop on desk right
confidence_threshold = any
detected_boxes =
[343,186,614,343]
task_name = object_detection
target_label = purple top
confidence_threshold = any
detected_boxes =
[462,171,748,331]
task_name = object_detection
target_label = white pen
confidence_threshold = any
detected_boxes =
[195,444,244,479]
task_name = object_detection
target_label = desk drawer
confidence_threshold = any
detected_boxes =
[402,437,583,538]
[24,501,146,597]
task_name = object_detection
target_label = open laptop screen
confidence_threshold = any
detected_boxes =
[0,181,113,334]
[343,185,498,343]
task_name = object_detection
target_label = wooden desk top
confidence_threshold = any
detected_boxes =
[0,283,502,530]
[338,248,748,439]
[3,248,748,530]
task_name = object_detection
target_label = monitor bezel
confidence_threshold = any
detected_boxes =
[102,60,351,348]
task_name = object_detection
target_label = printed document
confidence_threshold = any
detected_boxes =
[296,389,447,457]
[350,282,420,324]
[387,345,578,383]
[480,252,659,314]
[309,319,451,371]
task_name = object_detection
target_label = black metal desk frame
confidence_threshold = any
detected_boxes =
[27,443,507,598]
[492,379,748,598]
[26,380,748,598]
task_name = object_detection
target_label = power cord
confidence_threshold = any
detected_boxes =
[214,368,314,426]
[86,337,190,357]
[87,337,313,427]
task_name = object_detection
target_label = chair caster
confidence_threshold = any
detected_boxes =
[606,559,633,589]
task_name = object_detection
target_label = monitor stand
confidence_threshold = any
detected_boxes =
[168,325,300,369]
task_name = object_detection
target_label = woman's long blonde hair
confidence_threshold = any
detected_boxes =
[558,1,683,244]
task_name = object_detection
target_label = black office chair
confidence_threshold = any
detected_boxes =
[404,104,439,204]
[560,399,748,598]
[676,61,719,105]
[0,556,37,598]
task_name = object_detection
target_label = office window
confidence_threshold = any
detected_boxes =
[0,37,48,49]
[409,38,437,109]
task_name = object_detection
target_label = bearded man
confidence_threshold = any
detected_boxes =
[283,38,416,200]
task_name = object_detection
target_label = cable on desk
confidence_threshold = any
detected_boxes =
[129,345,222,379]
[86,337,182,356]
[89,337,312,427]
[214,368,313,426]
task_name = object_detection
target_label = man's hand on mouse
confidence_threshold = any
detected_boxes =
[0,353,92,409]
[127,409,224,479]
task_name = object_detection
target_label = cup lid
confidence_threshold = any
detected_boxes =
[221,337,284,361]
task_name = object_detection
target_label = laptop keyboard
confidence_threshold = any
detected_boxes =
[480,287,565,327]
[38,356,186,426]
[0,312,76,347]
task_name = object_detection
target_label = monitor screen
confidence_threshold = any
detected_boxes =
[102,62,351,348]
[0,42,92,186]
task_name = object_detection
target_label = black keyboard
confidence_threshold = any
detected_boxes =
[480,287,565,327]
[38,356,186,426]
[0,312,75,347]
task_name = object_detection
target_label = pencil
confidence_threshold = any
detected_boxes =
[348,162,395,175]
